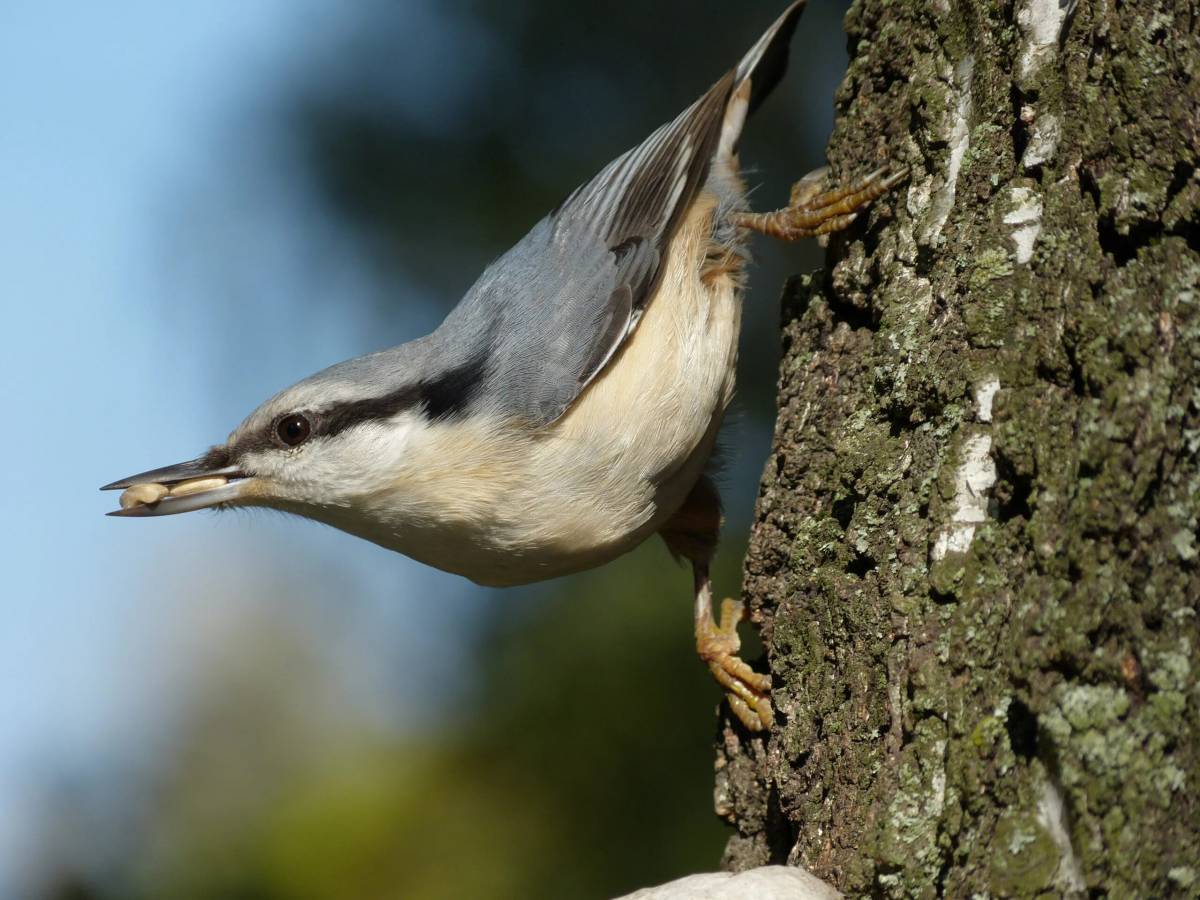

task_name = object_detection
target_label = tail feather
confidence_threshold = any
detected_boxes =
[719,1,805,159]
[736,0,806,115]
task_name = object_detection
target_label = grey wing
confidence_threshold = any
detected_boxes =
[442,2,806,426]
[449,71,735,425]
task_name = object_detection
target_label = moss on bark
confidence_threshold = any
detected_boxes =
[717,1,1200,895]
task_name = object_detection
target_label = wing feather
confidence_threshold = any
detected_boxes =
[440,3,805,426]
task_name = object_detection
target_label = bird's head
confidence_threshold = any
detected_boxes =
[102,357,433,521]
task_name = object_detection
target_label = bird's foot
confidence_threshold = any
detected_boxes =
[735,162,907,240]
[696,596,775,732]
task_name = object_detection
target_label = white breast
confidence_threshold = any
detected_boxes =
[341,190,745,586]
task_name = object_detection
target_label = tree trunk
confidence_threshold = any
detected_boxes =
[717,0,1200,896]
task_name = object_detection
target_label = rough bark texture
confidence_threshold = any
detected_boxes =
[717,0,1200,896]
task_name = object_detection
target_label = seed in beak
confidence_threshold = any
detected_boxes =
[117,476,232,511]
[120,483,169,509]
[167,476,230,498]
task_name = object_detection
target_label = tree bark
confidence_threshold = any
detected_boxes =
[717,0,1200,896]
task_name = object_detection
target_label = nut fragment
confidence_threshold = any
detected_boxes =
[168,476,229,498]
[119,483,169,509]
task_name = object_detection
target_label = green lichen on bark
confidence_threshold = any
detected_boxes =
[717,0,1200,896]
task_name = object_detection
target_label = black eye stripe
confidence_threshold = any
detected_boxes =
[320,385,424,439]
[318,353,490,437]
[234,353,492,458]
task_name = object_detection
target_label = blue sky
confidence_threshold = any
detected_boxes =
[0,1,490,885]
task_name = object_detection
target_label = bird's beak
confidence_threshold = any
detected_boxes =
[100,455,252,517]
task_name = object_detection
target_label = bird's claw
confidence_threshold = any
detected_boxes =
[696,598,775,732]
[736,161,908,241]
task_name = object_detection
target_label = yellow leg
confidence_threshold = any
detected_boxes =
[693,564,774,732]
[735,162,907,241]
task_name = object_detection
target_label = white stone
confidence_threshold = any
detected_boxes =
[615,866,842,900]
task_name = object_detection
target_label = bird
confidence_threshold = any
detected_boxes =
[102,1,902,731]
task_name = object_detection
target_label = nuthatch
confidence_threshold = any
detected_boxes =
[103,1,901,731]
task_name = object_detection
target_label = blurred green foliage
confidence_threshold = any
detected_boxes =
[31,1,849,897]
[35,547,745,900]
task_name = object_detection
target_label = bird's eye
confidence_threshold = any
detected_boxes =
[276,413,311,447]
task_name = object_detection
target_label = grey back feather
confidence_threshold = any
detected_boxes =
[441,72,735,423]
[359,2,807,428]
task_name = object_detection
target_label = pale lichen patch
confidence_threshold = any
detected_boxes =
[1016,0,1069,81]
[1037,777,1087,894]
[1022,112,1061,170]
[920,56,974,246]
[932,432,996,560]
[976,377,1000,423]
[1003,186,1044,265]
[1170,867,1199,890]
[879,727,949,884]
[931,380,1000,560]
[905,175,933,222]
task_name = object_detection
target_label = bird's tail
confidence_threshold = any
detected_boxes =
[718,1,806,159]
